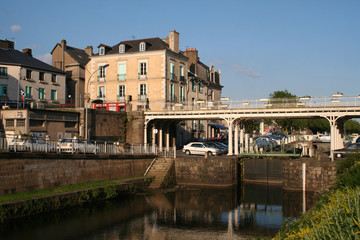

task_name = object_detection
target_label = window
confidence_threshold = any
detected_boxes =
[139,61,147,79]
[0,67,7,77]
[199,82,203,93]
[98,86,105,99]
[180,86,184,102]
[0,84,7,97]
[139,84,146,100]
[118,85,126,101]
[99,47,105,55]
[119,44,125,53]
[25,86,32,98]
[51,90,57,100]
[192,80,196,91]
[39,72,44,81]
[118,63,126,81]
[139,42,146,51]
[6,119,14,127]
[51,74,57,83]
[26,69,32,80]
[179,65,184,81]
[38,88,45,100]
[16,119,25,127]
[98,65,107,81]
[170,84,175,101]
[170,62,175,80]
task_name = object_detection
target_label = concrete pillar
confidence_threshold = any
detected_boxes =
[244,134,249,153]
[249,137,254,153]
[260,120,265,135]
[234,122,239,155]
[152,126,156,152]
[166,126,170,152]
[240,128,244,153]
[159,127,163,152]
[144,123,148,145]
[227,120,234,155]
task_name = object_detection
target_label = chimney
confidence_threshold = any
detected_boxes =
[61,39,67,49]
[183,48,199,75]
[22,48,32,57]
[169,30,179,53]
[61,39,66,71]
[0,39,15,49]
[85,46,93,56]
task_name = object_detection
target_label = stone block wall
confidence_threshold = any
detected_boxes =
[175,157,238,187]
[282,159,337,191]
[0,153,153,195]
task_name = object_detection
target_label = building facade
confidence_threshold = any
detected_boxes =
[0,39,66,109]
[51,40,92,108]
[85,30,188,112]
[84,31,222,145]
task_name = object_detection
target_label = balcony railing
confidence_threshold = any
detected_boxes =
[117,74,126,81]
[170,73,177,81]
[180,76,186,83]
[169,95,177,102]
[138,73,147,79]
[138,94,147,101]
[97,76,105,82]
[117,96,126,102]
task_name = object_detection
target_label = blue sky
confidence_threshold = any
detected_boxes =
[1,0,359,100]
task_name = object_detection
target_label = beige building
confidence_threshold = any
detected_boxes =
[85,31,222,145]
[51,40,92,108]
[0,39,66,109]
[85,30,188,112]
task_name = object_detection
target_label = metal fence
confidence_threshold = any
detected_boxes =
[1,136,175,157]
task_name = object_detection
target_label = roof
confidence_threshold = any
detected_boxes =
[107,37,170,54]
[65,46,90,67]
[0,48,64,74]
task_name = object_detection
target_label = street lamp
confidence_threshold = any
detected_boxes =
[85,64,109,140]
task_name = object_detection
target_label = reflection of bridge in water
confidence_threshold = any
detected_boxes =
[144,96,360,160]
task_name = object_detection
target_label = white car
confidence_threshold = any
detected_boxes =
[182,142,221,156]
[9,137,55,152]
[57,139,99,154]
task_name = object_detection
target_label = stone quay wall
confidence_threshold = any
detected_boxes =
[175,157,238,187]
[0,153,154,195]
[282,159,337,191]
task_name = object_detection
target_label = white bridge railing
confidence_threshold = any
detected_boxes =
[159,96,360,111]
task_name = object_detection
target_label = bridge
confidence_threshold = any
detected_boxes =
[143,96,360,160]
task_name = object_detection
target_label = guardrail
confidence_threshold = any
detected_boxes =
[159,96,360,111]
[1,137,175,157]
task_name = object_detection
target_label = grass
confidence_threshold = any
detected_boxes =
[274,153,360,239]
[0,176,144,205]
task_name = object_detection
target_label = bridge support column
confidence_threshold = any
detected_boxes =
[159,127,163,152]
[260,120,265,135]
[234,121,239,155]
[240,128,244,153]
[226,118,235,155]
[325,116,344,161]
[152,125,156,153]
[166,126,170,152]
[244,134,249,153]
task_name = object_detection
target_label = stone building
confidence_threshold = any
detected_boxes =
[51,40,92,108]
[0,39,66,109]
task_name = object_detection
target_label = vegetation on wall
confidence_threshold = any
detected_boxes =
[275,153,360,239]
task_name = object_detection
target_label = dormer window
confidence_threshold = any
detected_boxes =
[99,47,105,55]
[139,42,146,52]
[119,44,125,53]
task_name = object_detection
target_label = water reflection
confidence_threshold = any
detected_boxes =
[0,183,318,240]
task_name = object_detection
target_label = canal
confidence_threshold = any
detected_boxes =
[0,182,317,240]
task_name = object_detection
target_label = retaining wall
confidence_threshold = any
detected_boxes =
[0,152,154,195]
[175,157,238,187]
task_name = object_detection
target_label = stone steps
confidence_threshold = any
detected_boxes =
[147,158,174,189]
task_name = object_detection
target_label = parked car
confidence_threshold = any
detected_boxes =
[314,135,331,142]
[9,137,55,152]
[57,139,99,154]
[206,142,227,154]
[334,143,360,158]
[253,136,278,152]
[183,142,222,156]
[269,133,287,141]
